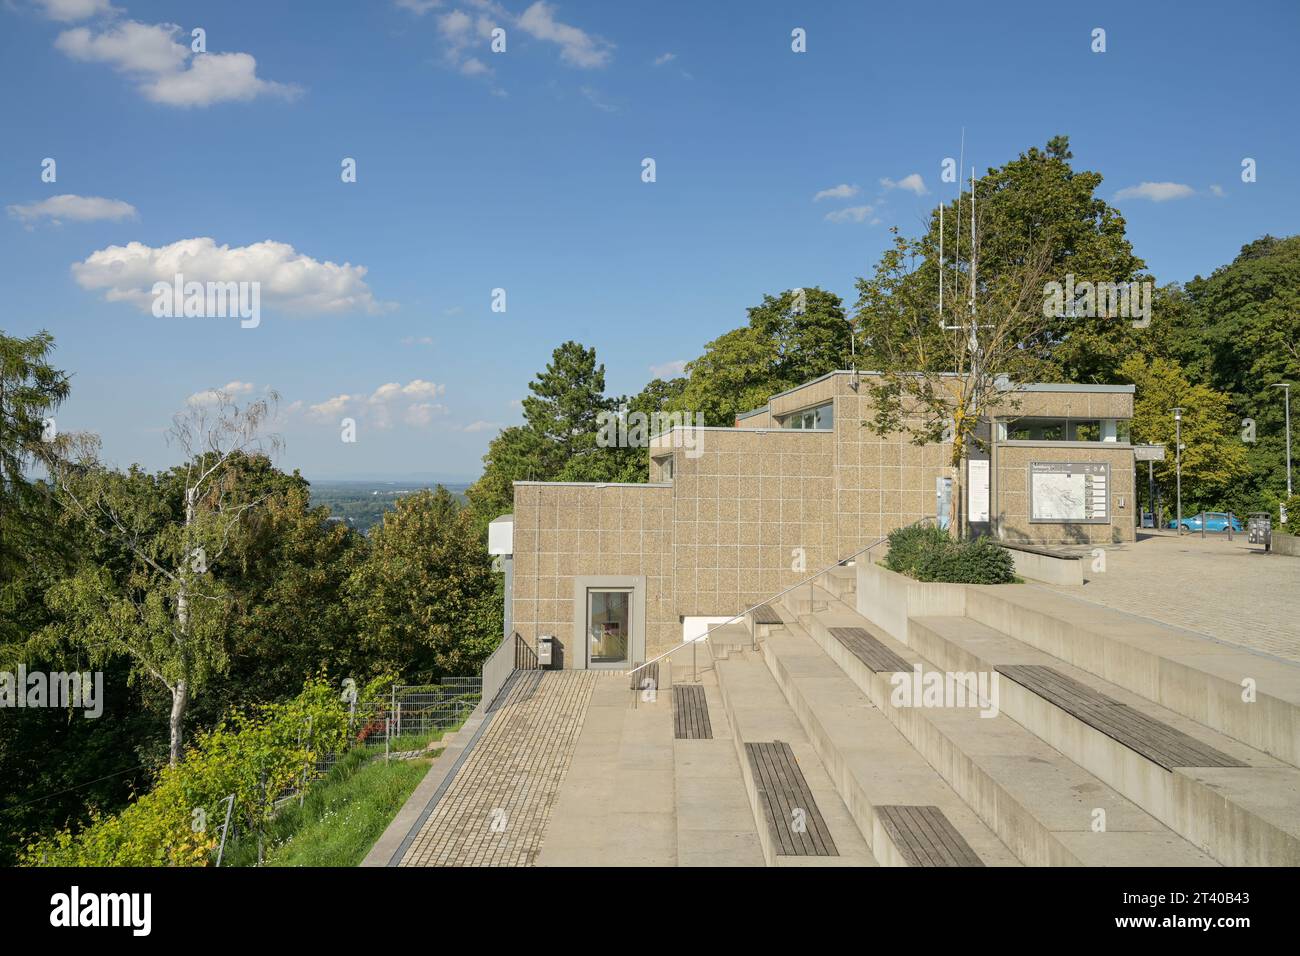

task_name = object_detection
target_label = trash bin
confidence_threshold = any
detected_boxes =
[1247,513,1272,551]
[536,635,554,669]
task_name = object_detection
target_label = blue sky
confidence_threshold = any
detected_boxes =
[2,0,1297,480]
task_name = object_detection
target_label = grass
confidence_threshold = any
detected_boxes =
[224,745,436,868]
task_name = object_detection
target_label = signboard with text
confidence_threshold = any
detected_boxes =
[1029,461,1110,524]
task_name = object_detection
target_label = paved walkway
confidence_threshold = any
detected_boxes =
[397,670,601,867]
[1043,532,1300,663]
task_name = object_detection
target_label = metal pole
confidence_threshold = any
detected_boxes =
[1174,409,1183,535]
[1201,511,1206,540]
[1147,459,1155,529]
[215,793,235,867]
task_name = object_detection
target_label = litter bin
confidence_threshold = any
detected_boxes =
[1247,513,1272,552]
[536,635,555,669]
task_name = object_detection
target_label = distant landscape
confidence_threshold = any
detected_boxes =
[308,480,472,532]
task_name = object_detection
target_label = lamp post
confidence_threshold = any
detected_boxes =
[1272,383,1293,516]
[1173,407,1183,535]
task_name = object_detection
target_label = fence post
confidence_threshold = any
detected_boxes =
[214,793,235,867]
[385,718,391,763]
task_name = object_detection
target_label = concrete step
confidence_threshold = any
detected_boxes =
[799,604,1218,867]
[707,621,753,660]
[714,652,878,867]
[672,673,767,866]
[963,585,1300,769]
[822,564,858,603]
[907,613,1300,866]
[755,614,1020,866]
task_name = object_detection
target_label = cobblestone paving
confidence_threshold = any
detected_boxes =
[398,669,602,867]
[1043,532,1300,663]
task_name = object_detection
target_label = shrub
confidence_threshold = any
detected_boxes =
[883,525,951,577]
[885,526,1015,585]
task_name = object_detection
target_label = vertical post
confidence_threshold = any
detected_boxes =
[215,793,235,867]
[1147,459,1155,528]
[1173,408,1183,534]
[385,718,390,763]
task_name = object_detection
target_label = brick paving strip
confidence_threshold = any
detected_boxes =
[398,670,602,867]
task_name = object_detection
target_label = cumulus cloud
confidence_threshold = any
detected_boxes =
[880,173,928,195]
[7,194,137,226]
[462,420,502,433]
[1114,181,1195,202]
[401,335,435,346]
[394,0,443,13]
[653,52,676,66]
[34,0,119,22]
[55,20,300,107]
[813,183,859,202]
[71,237,387,315]
[517,2,612,67]
[307,381,448,429]
[187,380,256,405]
[1209,184,1225,198]
[824,205,875,224]
[649,359,687,379]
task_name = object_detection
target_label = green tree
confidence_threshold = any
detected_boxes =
[676,287,851,425]
[345,488,501,679]
[1118,356,1249,513]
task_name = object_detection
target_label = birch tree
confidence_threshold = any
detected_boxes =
[39,389,281,764]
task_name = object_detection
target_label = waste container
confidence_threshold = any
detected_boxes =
[1247,513,1272,551]
[536,635,554,669]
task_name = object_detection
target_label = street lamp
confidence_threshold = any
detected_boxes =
[1273,382,1293,524]
[1173,407,1183,535]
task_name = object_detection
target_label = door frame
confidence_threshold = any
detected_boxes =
[572,575,646,670]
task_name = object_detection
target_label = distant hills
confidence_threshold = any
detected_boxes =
[308,479,471,532]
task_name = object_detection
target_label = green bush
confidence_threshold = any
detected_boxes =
[883,525,951,577]
[885,526,1015,585]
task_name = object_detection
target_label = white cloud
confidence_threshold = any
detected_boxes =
[462,420,502,432]
[34,0,118,22]
[368,379,445,403]
[824,205,875,224]
[308,394,354,421]
[187,380,255,405]
[401,335,435,346]
[1209,184,1225,198]
[72,237,387,315]
[7,194,137,226]
[517,1,612,68]
[880,173,928,195]
[653,52,675,66]
[813,183,859,202]
[404,402,448,427]
[55,20,299,107]
[1114,181,1195,202]
[649,359,687,379]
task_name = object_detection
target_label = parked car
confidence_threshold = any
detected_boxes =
[1167,512,1244,532]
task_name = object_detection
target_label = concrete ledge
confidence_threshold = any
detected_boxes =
[1001,543,1086,586]
[854,560,966,644]
[1273,532,1300,557]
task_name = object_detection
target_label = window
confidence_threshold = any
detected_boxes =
[782,402,833,430]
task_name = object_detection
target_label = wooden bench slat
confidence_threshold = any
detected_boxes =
[744,741,838,856]
[876,805,984,867]
[827,626,913,673]
[995,665,1247,771]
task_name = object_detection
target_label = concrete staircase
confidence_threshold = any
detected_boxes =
[706,563,1300,867]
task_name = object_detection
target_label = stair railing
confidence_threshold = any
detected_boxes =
[628,516,934,689]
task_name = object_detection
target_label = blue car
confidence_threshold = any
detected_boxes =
[1167,512,1244,532]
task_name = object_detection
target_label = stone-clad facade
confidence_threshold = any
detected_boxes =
[506,371,1136,664]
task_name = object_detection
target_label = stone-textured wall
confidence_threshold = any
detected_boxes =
[671,428,835,633]
[510,482,675,663]
[995,443,1136,544]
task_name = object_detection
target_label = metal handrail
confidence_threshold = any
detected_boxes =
[627,516,934,679]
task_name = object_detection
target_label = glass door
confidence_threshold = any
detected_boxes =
[587,588,631,666]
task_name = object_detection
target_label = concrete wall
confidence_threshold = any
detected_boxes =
[1273,532,1300,557]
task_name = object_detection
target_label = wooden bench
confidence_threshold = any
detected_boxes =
[875,805,984,866]
[828,626,912,674]
[996,664,1247,771]
[672,684,712,739]
[751,604,783,626]
[745,741,837,856]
